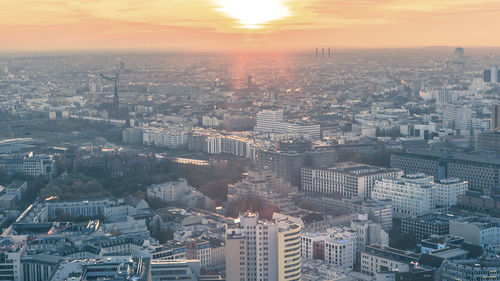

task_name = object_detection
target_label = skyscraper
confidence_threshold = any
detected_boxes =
[225,212,301,281]
[492,104,500,131]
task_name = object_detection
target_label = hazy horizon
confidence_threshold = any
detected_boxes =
[3,0,500,51]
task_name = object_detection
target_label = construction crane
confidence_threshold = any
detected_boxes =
[100,72,120,113]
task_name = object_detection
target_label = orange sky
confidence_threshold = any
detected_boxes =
[1,0,500,51]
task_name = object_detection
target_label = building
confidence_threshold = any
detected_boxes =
[254,110,321,139]
[301,227,356,268]
[150,239,212,269]
[391,150,500,193]
[442,258,500,281]
[21,254,62,281]
[492,104,500,131]
[278,138,313,153]
[476,131,500,153]
[0,152,56,176]
[142,127,190,149]
[458,191,500,216]
[324,237,354,269]
[147,179,191,202]
[225,212,301,281]
[351,199,393,231]
[150,259,201,281]
[0,238,25,281]
[391,152,446,180]
[351,214,389,254]
[254,110,284,133]
[434,178,468,210]
[483,66,500,83]
[372,174,467,218]
[401,214,455,242]
[273,211,329,233]
[372,175,435,218]
[301,232,329,260]
[5,180,27,200]
[360,245,420,277]
[122,128,143,144]
[449,217,500,247]
[302,162,402,199]
[229,169,297,200]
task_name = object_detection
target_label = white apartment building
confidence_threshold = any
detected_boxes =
[254,110,320,139]
[254,110,284,133]
[301,233,329,260]
[142,128,189,149]
[0,153,56,176]
[325,238,354,269]
[449,218,500,247]
[302,162,402,198]
[435,178,468,209]
[225,212,301,281]
[360,245,419,277]
[350,214,389,254]
[372,174,467,218]
[301,227,357,268]
[147,179,191,202]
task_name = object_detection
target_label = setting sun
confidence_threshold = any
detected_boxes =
[214,0,291,29]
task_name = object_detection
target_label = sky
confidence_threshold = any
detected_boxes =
[1,0,500,51]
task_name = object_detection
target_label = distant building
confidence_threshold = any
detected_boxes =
[391,150,500,193]
[5,180,27,200]
[150,260,201,281]
[255,110,321,139]
[442,258,500,281]
[483,66,500,83]
[257,148,335,187]
[360,245,420,276]
[0,152,56,176]
[122,128,143,144]
[492,104,500,131]
[401,214,456,242]
[302,162,402,199]
[449,217,500,247]
[372,174,467,218]
[147,179,210,209]
[476,131,500,153]
[150,239,212,269]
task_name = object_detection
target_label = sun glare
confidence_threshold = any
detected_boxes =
[215,0,291,29]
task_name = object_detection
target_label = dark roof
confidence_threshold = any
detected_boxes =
[460,243,483,258]
[419,254,445,268]
[302,212,327,224]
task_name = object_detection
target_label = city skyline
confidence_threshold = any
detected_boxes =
[2,0,500,51]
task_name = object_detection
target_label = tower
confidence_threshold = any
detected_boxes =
[322,48,324,57]
[328,48,331,57]
[247,75,252,88]
[113,73,119,114]
[492,104,500,131]
[225,212,301,281]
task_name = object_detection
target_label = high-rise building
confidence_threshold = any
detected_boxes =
[225,212,301,281]
[484,66,500,83]
[492,104,500,131]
